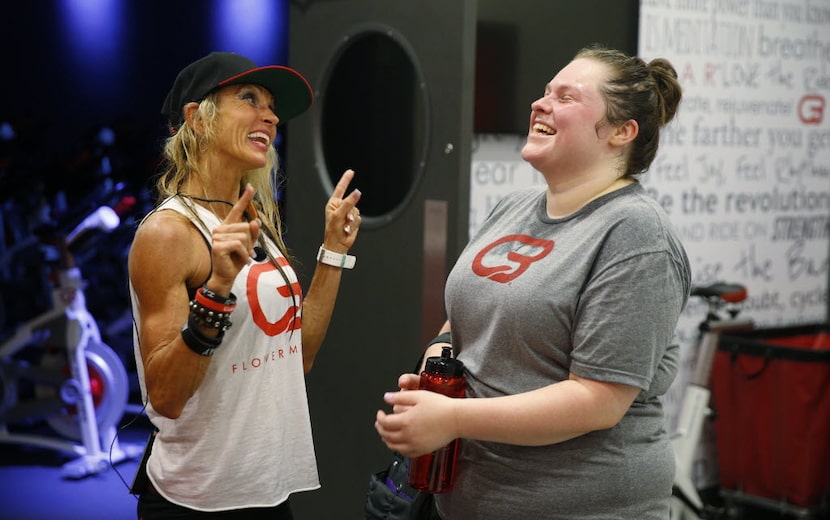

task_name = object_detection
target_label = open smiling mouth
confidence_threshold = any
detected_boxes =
[532,123,556,136]
[248,132,270,147]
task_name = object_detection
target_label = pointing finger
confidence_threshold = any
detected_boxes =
[224,184,256,224]
[331,169,355,200]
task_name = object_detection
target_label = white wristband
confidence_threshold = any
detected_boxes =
[317,246,356,269]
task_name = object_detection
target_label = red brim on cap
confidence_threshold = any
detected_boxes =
[218,65,314,123]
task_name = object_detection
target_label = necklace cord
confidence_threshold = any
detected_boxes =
[182,194,234,207]
[174,193,298,321]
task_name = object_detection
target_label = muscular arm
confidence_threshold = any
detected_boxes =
[130,188,260,418]
[298,263,345,371]
[128,210,214,419]
[299,170,361,372]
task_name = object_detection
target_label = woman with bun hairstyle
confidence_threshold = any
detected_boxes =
[376,44,691,519]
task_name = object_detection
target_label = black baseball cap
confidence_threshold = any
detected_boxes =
[161,52,314,131]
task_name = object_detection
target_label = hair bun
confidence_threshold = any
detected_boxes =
[648,58,682,126]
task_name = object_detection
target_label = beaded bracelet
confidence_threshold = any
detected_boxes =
[189,299,234,331]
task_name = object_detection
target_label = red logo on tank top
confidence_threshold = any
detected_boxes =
[472,234,554,283]
[247,258,302,335]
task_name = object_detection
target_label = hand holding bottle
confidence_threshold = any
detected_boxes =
[409,347,465,492]
[376,387,460,456]
[376,347,466,493]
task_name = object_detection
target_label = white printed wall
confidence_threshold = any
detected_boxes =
[468,0,829,488]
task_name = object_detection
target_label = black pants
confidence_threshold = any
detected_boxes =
[409,493,442,520]
[138,489,294,520]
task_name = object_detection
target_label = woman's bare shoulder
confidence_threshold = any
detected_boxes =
[131,209,203,254]
[129,209,209,286]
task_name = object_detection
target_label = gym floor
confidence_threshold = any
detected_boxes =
[0,412,152,520]
[0,414,825,519]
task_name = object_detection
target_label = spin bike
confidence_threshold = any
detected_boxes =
[0,205,143,478]
[670,282,754,519]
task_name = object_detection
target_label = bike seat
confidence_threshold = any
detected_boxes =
[690,283,747,303]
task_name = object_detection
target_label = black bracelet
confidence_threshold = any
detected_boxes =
[413,332,452,374]
[181,319,223,356]
[199,285,237,307]
[189,299,234,331]
[427,331,452,347]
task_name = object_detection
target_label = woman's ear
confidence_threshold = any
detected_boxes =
[183,102,202,132]
[610,119,638,147]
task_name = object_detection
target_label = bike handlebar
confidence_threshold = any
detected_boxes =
[66,206,120,246]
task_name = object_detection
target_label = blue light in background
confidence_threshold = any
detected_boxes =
[59,0,123,73]
[212,0,288,66]
[59,0,125,111]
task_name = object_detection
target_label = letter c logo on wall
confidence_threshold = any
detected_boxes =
[247,260,302,336]
[472,234,554,283]
[798,95,825,124]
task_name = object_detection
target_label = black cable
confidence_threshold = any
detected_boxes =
[109,399,149,499]
[109,291,150,498]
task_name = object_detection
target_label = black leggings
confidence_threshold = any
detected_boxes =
[409,493,442,520]
[138,490,294,520]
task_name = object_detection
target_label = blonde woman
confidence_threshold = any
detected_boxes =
[130,52,361,519]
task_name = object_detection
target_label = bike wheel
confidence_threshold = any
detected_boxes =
[34,341,129,441]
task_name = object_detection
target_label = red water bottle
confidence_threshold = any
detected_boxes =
[408,346,466,493]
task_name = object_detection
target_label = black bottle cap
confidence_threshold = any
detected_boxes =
[424,346,464,377]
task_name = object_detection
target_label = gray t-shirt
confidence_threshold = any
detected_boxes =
[436,183,690,520]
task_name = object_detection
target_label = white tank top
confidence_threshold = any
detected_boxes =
[131,196,319,511]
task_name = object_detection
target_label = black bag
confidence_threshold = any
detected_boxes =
[366,353,441,520]
[365,451,439,520]
[365,451,418,519]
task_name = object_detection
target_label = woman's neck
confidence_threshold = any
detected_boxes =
[181,177,240,219]
[544,173,633,219]
[188,147,250,204]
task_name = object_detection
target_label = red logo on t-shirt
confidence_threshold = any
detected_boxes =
[472,234,554,283]
[247,258,302,335]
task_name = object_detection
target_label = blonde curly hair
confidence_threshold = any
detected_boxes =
[155,91,291,263]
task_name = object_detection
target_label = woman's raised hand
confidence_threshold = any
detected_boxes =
[323,169,362,252]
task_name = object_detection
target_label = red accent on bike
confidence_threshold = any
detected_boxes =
[62,363,106,415]
[720,288,748,304]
